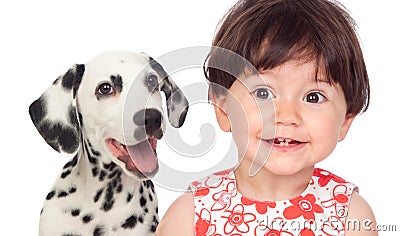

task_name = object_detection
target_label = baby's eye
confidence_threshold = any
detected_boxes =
[252,87,274,100]
[304,92,326,103]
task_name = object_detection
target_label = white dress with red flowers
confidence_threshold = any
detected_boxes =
[190,168,357,236]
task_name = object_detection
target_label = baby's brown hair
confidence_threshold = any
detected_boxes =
[205,0,369,115]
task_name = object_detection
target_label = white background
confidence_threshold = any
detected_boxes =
[1,0,399,234]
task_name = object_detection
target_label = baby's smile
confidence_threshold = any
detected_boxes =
[263,137,306,152]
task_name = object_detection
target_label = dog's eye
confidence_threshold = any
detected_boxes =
[147,75,158,90]
[97,82,114,95]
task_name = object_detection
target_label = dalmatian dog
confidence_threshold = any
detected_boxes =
[29,51,189,236]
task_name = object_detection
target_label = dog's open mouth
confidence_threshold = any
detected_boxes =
[105,138,158,174]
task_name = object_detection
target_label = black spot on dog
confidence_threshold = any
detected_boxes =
[138,215,144,223]
[101,183,115,212]
[29,96,46,126]
[127,193,133,203]
[161,82,172,101]
[117,184,123,193]
[68,105,79,129]
[62,233,82,236]
[61,169,71,179]
[91,148,101,157]
[37,122,59,152]
[150,215,159,233]
[139,185,144,194]
[87,154,97,165]
[109,163,117,171]
[82,214,93,224]
[111,179,118,188]
[38,121,79,154]
[145,180,155,193]
[103,162,110,170]
[149,193,153,202]
[87,141,101,157]
[53,77,60,85]
[60,64,85,94]
[59,126,79,153]
[105,185,114,202]
[69,187,77,194]
[108,169,121,179]
[62,68,76,90]
[99,170,107,181]
[71,209,80,216]
[94,188,104,203]
[73,64,84,98]
[172,89,182,103]
[46,190,55,200]
[92,167,98,177]
[178,106,189,127]
[122,214,138,229]
[78,112,83,127]
[140,196,147,207]
[58,191,68,198]
[149,56,168,80]
[110,74,123,93]
[101,200,114,212]
[84,142,98,164]
[93,225,105,236]
[63,154,78,169]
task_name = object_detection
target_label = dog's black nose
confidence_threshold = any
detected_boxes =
[133,108,163,139]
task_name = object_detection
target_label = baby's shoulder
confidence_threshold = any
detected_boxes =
[346,191,378,235]
[156,192,195,236]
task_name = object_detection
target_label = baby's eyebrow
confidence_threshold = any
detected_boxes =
[311,78,332,85]
[316,79,330,84]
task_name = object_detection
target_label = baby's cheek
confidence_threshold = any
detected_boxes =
[310,119,340,156]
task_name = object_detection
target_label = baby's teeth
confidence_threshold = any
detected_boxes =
[276,138,293,147]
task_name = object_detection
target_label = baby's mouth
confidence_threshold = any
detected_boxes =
[265,138,303,147]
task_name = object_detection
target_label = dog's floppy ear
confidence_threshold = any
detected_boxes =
[149,57,189,128]
[29,64,85,156]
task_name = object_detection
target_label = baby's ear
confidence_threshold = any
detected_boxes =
[338,114,356,141]
[208,87,231,132]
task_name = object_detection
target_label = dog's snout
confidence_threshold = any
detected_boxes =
[133,109,163,139]
[144,109,162,135]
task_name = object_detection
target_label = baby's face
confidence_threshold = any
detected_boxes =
[215,60,354,176]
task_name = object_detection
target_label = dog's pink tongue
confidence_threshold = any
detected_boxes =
[126,141,158,173]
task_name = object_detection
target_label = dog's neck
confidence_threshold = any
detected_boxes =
[47,137,158,229]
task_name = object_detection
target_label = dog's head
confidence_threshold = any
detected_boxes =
[29,51,189,178]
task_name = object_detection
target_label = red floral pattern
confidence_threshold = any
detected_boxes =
[283,194,324,220]
[313,169,346,187]
[191,168,356,236]
[221,204,256,234]
[241,196,276,214]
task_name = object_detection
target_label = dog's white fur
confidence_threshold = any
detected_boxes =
[29,51,188,236]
